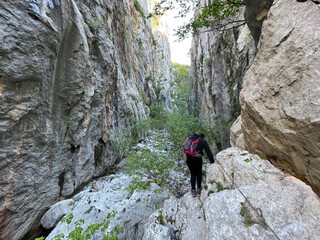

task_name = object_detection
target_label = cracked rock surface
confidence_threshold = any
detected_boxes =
[143,148,320,240]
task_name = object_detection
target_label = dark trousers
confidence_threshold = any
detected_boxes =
[186,156,203,190]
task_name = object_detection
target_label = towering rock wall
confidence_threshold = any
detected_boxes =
[189,1,256,150]
[239,0,320,195]
[0,0,172,239]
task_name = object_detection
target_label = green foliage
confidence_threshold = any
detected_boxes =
[107,129,135,161]
[166,108,216,152]
[171,63,190,109]
[198,53,204,64]
[124,148,177,193]
[176,0,245,40]
[64,116,75,128]
[42,211,123,240]
[166,215,174,224]
[203,184,208,190]
[84,17,104,30]
[240,202,254,227]
[52,234,64,240]
[148,0,245,40]
[204,57,213,68]
[149,104,168,129]
[61,213,74,224]
[207,190,214,196]
[157,209,165,225]
[209,180,228,192]
[244,158,252,163]
[134,0,146,18]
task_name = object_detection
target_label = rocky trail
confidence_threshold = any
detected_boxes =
[1,0,320,240]
[40,132,320,240]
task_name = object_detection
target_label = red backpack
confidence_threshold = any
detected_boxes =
[183,134,201,157]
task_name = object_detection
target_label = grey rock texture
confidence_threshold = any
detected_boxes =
[0,0,173,239]
[40,199,74,229]
[240,0,320,195]
[189,2,256,149]
[46,174,169,240]
[230,116,245,149]
[144,148,320,240]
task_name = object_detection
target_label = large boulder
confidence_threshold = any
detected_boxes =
[143,148,320,239]
[40,199,74,229]
[240,0,320,195]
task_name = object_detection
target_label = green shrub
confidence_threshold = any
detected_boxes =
[36,211,124,240]
[149,104,167,129]
[124,149,177,192]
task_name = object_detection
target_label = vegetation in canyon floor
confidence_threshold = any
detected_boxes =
[36,211,123,240]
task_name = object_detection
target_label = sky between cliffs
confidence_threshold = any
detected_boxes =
[166,8,192,66]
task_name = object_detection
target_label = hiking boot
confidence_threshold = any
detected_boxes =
[197,188,202,195]
[191,190,196,198]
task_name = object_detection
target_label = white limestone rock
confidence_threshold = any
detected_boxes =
[144,148,320,240]
[230,115,245,149]
[40,199,74,229]
[46,174,169,240]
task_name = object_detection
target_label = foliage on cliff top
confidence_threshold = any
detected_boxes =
[148,0,245,40]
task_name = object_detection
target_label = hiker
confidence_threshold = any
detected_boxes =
[184,133,215,197]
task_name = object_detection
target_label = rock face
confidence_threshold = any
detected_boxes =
[239,0,320,195]
[143,148,320,240]
[0,0,172,239]
[189,1,256,149]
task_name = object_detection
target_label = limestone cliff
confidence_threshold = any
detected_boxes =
[238,0,320,196]
[189,1,256,150]
[0,0,172,239]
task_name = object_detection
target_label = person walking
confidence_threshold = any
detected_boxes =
[184,133,215,197]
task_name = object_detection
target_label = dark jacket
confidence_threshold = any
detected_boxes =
[197,138,215,163]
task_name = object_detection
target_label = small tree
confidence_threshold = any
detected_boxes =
[148,0,245,40]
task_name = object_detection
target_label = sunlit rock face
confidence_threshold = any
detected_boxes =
[240,0,320,195]
[0,0,172,239]
[189,1,256,150]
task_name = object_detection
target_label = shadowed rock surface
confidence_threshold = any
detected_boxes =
[0,0,172,239]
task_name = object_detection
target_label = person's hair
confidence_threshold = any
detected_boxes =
[199,133,204,138]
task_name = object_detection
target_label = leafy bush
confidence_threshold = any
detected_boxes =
[124,148,177,193]
[36,211,123,240]
[172,63,190,109]
[149,104,168,129]
[166,108,217,153]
